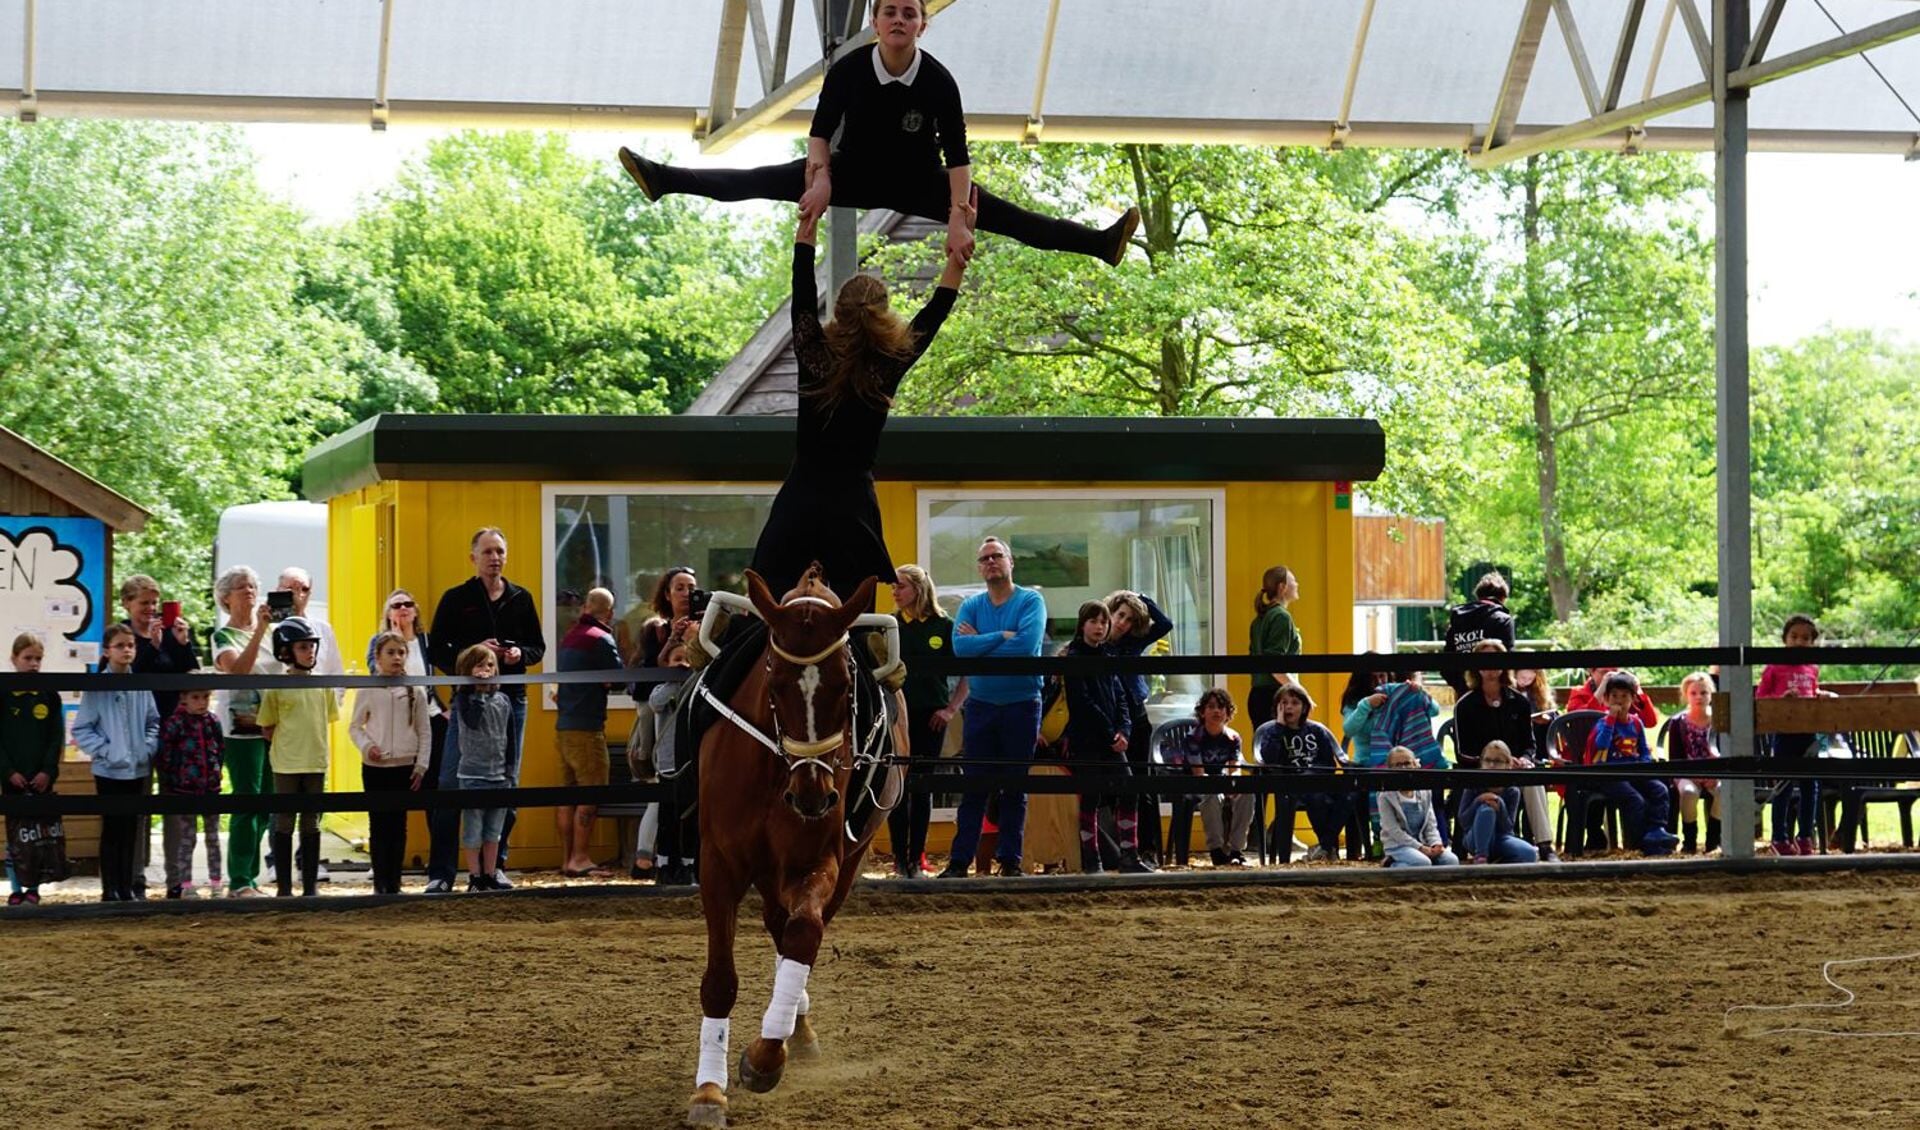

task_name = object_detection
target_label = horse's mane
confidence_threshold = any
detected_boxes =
[780,562,841,608]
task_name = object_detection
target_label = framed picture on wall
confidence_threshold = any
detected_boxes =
[1007,534,1089,589]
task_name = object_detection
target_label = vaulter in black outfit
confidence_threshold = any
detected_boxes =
[620,1,1139,268]
[747,210,967,608]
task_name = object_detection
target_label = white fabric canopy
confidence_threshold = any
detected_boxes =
[2,0,1915,156]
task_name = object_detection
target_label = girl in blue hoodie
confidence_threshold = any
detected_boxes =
[73,623,160,901]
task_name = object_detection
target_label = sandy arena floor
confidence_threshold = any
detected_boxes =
[2,872,1917,1128]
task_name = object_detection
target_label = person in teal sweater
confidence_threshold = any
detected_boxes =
[939,536,1047,878]
[1247,565,1301,728]
[3,634,65,904]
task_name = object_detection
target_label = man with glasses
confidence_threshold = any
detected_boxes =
[940,536,1047,878]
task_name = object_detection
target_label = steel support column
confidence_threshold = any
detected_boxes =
[1713,0,1757,860]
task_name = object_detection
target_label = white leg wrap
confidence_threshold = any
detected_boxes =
[761,959,813,1041]
[697,1016,731,1090]
[774,956,813,1017]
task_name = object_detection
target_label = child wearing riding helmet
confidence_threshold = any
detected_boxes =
[256,616,338,897]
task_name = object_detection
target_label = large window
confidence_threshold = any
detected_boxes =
[919,489,1224,725]
[544,485,775,707]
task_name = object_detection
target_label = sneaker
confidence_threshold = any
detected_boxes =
[995,860,1023,878]
[936,861,969,879]
[1208,848,1230,867]
[1303,845,1329,863]
[166,886,183,900]
[228,884,262,899]
[465,874,494,893]
[204,883,223,899]
[1468,854,1489,865]
[1795,836,1817,856]
[22,890,38,905]
[1770,839,1797,857]
[422,878,453,894]
[6,892,22,907]
[179,881,196,900]
[1105,206,1142,266]
[316,862,331,883]
[491,869,514,890]
[1537,845,1560,863]
[618,147,664,201]
[1227,851,1248,867]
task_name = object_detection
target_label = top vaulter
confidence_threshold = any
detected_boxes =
[619,0,1140,267]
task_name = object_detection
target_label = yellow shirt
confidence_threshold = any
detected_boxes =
[258,685,338,774]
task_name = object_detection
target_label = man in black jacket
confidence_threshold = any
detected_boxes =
[1442,572,1516,697]
[426,527,545,889]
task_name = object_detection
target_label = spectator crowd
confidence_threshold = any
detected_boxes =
[0,542,1886,905]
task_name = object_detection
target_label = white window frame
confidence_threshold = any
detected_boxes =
[916,487,1229,824]
[540,482,777,712]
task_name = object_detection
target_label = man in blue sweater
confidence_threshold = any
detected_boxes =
[940,536,1048,878]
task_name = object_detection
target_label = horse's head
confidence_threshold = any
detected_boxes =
[745,565,878,821]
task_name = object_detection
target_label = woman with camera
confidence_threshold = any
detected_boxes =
[211,565,278,897]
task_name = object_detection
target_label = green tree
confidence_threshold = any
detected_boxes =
[871,142,1488,517]
[357,132,673,415]
[1750,329,1920,645]
[0,120,390,614]
[1419,151,1717,623]
[576,152,787,413]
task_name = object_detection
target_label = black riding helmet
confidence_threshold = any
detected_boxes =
[271,616,321,669]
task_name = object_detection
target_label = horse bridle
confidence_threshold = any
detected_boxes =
[763,615,855,777]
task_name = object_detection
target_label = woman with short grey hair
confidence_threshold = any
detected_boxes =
[212,565,277,896]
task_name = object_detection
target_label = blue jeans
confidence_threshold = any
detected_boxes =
[948,699,1043,867]
[1770,733,1820,842]
[429,695,527,882]
[1461,805,1539,864]
[1597,778,1675,851]
[1386,843,1459,867]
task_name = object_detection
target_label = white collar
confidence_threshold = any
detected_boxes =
[872,45,922,86]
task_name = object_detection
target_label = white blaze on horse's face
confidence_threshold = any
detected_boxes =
[798,662,823,743]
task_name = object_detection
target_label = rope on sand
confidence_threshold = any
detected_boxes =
[1725,950,1920,1038]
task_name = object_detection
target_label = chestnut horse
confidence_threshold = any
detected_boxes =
[686,567,904,1128]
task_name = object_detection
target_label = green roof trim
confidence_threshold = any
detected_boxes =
[302,414,1385,501]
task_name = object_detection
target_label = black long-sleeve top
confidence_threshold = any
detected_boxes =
[1062,639,1131,756]
[428,577,545,700]
[1105,593,1173,713]
[1452,684,1540,767]
[789,243,956,475]
[810,45,969,172]
[0,690,64,781]
[125,620,199,718]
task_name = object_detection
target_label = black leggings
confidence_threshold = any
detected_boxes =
[887,705,942,868]
[94,775,146,897]
[651,157,1119,263]
[362,763,415,894]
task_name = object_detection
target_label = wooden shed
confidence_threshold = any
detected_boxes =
[0,424,151,861]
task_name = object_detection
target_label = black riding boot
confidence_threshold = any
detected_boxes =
[1683,821,1699,854]
[272,832,294,897]
[1705,816,1723,854]
[300,829,321,897]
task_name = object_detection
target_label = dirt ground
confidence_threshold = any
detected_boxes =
[2,872,1918,1129]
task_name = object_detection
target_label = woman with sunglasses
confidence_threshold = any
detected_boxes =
[365,589,444,892]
